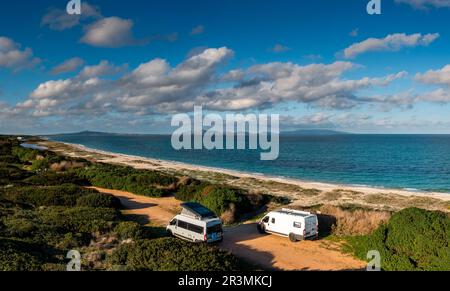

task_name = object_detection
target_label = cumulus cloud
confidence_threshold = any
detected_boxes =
[190,25,205,36]
[0,37,41,71]
[41,2,101,31]
[78,60,127,79]
[415,65,450,86]
[15,47,411,119]
[197,62,406,111]
[342,33,439,59]
[395,0,450,9]
[17,47,233,117]
[80,17,143,47]
[414,65,450,104]
[51,57,85,75]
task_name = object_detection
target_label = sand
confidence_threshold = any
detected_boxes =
[93,187,366,271]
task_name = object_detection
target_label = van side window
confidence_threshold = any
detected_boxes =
[188,224,204,234]
[170,219,177,226]
[178,220,188,229]
[293,222,302,228]
[262,216,269,223]
[271,218,276,224]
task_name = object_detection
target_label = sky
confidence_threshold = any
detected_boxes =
[1,0,450,134]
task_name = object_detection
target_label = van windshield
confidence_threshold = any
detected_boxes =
[207,223,222,234]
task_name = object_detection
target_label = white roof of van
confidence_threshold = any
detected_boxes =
[273,208,315,218]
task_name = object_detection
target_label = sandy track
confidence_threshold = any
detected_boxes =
[93,187,366,271]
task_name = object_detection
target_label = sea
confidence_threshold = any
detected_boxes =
[47,133,450,193]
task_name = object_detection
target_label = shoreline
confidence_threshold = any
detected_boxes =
[35,139,450,203]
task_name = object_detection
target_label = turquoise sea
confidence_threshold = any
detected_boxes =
[48,133,450,193]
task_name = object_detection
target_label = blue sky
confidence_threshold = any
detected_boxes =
[1,0,450,134]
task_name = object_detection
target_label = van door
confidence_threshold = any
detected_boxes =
[305,216,317,238]
[177,220,190,240]
[266,216,277,233]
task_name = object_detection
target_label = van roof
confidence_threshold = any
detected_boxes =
[273,208,315,218]
[180,202,217,220]
[175,214,221,225]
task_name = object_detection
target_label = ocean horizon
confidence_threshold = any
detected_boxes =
[47,133,450,194]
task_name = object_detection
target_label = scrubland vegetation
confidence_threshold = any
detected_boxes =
[345,207,450,271]
[0,136,245,271]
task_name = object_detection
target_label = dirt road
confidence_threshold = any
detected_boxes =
[93,187,366,271]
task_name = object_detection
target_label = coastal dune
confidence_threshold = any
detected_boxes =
[35,140,450,214]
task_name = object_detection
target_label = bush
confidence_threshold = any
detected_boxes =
[175,182,252,216]
[346,208,450,271]
[2,185,98,207]
[108,237,243,271]
[114,221,144,240]
[39,206,120,233]
[24,172,89,186]
[0,238,48,271]
[0,164,31,184]
[76,193,121,209]
[12,146,39,162]
[76,164,176,197]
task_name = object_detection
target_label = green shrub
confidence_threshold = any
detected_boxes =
[0,164,31,184]
[0,238,47,271]
[2,185,98,207]
[175,182,252,216]
[346,208,450,271]
[76,164,176,197]
[12,146,39,162]
[24,172,89,186]
[39,206,120,233]
[108,237,243,271]
[76,193,121,208]
[114,221,144,240]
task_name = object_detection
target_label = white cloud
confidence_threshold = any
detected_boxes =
[41,2,101,31]
[80,17,142,47]
[417,88,450,103]
[18,47,233,117]
[0,37,41,71]
[395,0,450,9]
[78,60,126,79]
[51,57,85,75]
[190,25,205,36]
[342,33,439,59]
[415,64,450,86]
[17,48,410,118]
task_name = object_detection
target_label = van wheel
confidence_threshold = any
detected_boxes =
[289,233,298,242]
[257,224,266,234]
[166,230,173,237]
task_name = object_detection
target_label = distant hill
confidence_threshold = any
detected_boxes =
[46,129,350,137]
[281,129,350,136]
[44,131,122,137]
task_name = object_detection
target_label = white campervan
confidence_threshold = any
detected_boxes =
[257,209,319,242]
[166,202,223,243]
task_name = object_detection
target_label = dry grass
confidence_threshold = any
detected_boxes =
[221,203,237,224]
[319,205,391,236]
[50,160,86,171]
